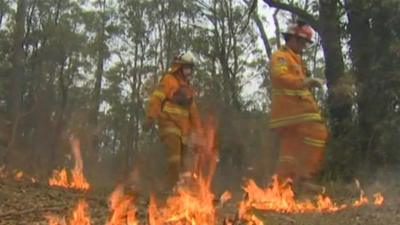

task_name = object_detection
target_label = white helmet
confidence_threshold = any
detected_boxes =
[173,51,195,66]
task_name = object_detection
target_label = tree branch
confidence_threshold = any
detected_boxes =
[262,0,319,31]
[242,0,272,59]
[273,9,281,48]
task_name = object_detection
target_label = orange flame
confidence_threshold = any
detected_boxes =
[49,168,69,187]
[240,175,347,214]
[44,214,66,225]
[352,189,369,207]
[14,171,24,180]
[69,200,91,225]
[148,176,216,225]
[219,190,232,206]
[148,115,219,225]
[373,192,384,205]
[44,114,386,225]
[240,176,385,216]
[48,136,90,190]
[45,199,90,225]
[70,168,90,190]
[352,179,369,207]
[106,185,138,225]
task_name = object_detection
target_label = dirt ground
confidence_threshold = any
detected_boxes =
[1,175,399,225]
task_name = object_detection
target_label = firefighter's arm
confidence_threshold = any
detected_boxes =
[271,53,305,89]
[144,75,176,131]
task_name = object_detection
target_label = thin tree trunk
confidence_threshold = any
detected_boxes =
[252,10,272,59]
[10,0,26,117]
[319,0,352,137]
[345,0,374,156]
[273,9,281,48]
[3,0,27,164]
[91,0,106,156]
[92,0,106,127]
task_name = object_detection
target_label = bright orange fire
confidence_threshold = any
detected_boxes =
[70,168,90,190]
[14,170,24,180]
[43,116,386,225]
[106,185,138,225]
[373,192,384,205]
[240,176,341,213]
[69,200,91,225]
[352,190,369,207]
[45,199,91,225]
[148,176,216,225]
[147,115,218,225]
[48,136,90,190]
[49,168,69,187]
[239,175,384,216]
[44,214,66,225]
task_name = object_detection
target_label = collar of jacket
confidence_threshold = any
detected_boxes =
[282,45,301,64]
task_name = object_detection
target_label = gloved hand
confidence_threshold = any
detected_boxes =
[302,77,325,88]
[142,118,154,132]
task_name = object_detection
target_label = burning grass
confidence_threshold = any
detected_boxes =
[0,120,389,225]
[48,136,90,191]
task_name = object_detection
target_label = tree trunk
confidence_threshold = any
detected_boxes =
[3,0,27,164]
[345,0,400,169]
[91,0,106,154]
[273,9,281,49]
[10,0,26,118]
[319,0,352,137]
[345,0,377,160]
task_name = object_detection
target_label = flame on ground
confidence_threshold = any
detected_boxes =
[147,115,219,225]
[44,176,386,225]
[49,168,69,187]
[148,176,216,225]
[44,214,66,225]
[240,175,344,214]
[352,179,384,207]
[48,135,90,190]
[106,184,138,225]
[45,199,91,225]
[352,189,369,207]
[373,192,384,205]
[43,116,385,225]
[239,175,385,216]
[48,168,89,190]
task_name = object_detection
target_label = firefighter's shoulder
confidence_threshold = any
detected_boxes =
[161,73,179,85]
[272,51,288,66]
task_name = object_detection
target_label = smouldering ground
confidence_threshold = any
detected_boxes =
[1,177,400,225]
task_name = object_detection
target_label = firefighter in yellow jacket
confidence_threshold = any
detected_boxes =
[143,52,202,190]
[269,21,328,191]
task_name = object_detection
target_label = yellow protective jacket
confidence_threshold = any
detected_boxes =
[146,71,201,144]
[269,46,323,128]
